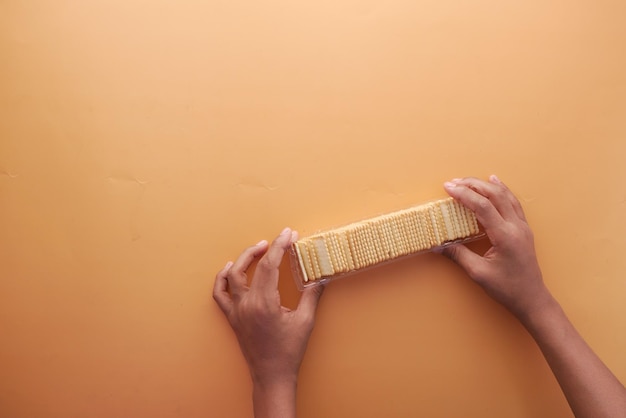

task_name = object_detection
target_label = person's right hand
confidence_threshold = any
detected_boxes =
[443,176,626,418]
[441,175,553,320]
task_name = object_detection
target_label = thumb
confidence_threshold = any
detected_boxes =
[297,284,325,321]
[441,244,484,280]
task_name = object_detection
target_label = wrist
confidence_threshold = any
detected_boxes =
[253,375,297,390]
[252,368,298,392]
[252,374,298,418]
[516,291,562,333]
[506,280,554,321]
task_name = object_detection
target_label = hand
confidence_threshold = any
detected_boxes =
[442,176,626,417]
[440,175,552,320]
[213,227,324,403]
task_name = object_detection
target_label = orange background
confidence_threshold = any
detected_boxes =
[1,1,625,417]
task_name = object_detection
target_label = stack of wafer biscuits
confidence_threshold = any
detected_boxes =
[292,197,480,283]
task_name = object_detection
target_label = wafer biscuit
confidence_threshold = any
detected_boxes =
[292,197,481,284]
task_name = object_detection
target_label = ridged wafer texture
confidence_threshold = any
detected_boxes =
[292,197,480,283]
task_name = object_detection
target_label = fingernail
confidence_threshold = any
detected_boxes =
[451,178,462,183]
[256,239,268,246]
[444,181,457,189]
[291,230,299,242]
[490,174,501,183]
[280,227,291,236]
[225,261,233,269]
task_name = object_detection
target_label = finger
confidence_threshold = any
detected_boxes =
[250,227,293,296]
[451,176,517,221]
[441,244,485,282]
[213,261,234,315]
[489,175,527,222]
[229,240,269,295]
[444,181,506,241]
[297,284,325,323]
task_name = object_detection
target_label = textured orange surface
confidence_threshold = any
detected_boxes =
[1,1,625,417]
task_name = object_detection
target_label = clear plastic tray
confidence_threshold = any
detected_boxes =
[289,232,485,290]
[288,197,486,290]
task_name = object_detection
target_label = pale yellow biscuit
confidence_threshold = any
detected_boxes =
[293,197,480,282]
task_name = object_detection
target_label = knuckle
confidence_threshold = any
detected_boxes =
[227,263,242,276]
[257,258,275,273]
[509,226,525,241]
[502,223,533,245]
[230,292,241,304]
[501,225,520,243]
[240,296,269,318]
[499,182,511,194]
[212,279,225,300]
[476,197,491,211]
[239,299,257,316]
[494,182,508,195]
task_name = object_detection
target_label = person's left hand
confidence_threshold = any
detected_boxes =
[213,227,325,388]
